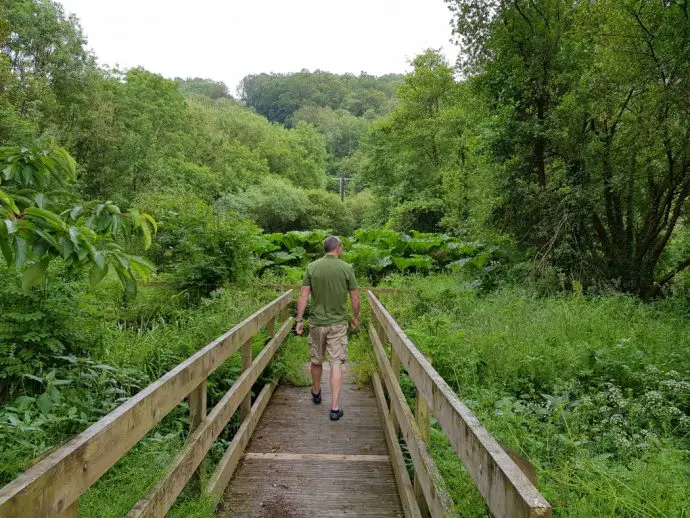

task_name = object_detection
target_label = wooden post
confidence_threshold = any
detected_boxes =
[414,357,432,517]
[57,502,78,517]
[280,306,289,324]
[240,339,252,422]
[390,349,401,435]
[189,380,207,432]
[266,317,275,339]
[189,379,207,483]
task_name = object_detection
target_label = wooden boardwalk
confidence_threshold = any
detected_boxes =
[219,365,404,517]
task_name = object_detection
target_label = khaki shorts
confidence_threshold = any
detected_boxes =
[308,324,348,366]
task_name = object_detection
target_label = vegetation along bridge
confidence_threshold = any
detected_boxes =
[0,290,551,518]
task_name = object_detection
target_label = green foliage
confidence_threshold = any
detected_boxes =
[387,198,447,233]
[0,146,155,294]
[219,176,354,234]
[135,190,256,300]
[239,71,402,125]
[252,229,493,284]
[445,0,690,296]
[0,269,105,394]
[381,274,690,514]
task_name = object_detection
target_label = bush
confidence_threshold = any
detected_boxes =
[0,269,105,397]
[344,190,381,228]
[220,176,356,234]
[387,198,447,233]
[219,176,309,233]
[303,190,355,235]
[136,190,257,299]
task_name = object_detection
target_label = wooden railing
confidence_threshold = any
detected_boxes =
[367,291,552,518]
[0,290,294,518]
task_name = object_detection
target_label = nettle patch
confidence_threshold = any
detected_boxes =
[251,229,498,283]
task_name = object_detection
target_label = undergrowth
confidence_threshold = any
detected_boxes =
[378,273,690,517]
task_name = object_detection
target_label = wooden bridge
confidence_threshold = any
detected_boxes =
[0,290,551,518]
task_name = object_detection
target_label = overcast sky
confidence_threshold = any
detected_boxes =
[57,0,458,95]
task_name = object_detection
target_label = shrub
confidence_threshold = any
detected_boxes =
[387,198,447,233]
[219,176,309,233]
[303,190,355,235]
[136,190,257,299]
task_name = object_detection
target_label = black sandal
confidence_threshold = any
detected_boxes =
[311,390,321,404]
[329,408,344,421]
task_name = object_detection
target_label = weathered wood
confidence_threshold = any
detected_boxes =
[189,380,207,431]
[369,323,456,518]
[266,317,275,338]
[243,453,390,462]
[0,291,292,518]
[127,318,293,518]
[56,502,77,518]
[188,379,208,484]
[207,383,275,502]
[390,349,401,435]
[373,371,422,518]
[414,375,432,518]
[415,356,432,517]
[239,340,252,422]
[368,292,552,518]
[222,364,404,518]
[501,444,538,488]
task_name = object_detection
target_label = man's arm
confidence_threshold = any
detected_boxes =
[350,288,360,329]
[295,286,310,335]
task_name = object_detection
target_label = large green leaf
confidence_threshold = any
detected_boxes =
[22,257,50,291]
[89,263,109,288]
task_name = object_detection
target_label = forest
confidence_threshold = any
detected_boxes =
[1,0,689,516]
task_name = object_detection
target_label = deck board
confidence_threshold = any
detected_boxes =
[219,365,404,517]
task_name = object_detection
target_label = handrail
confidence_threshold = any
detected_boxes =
[0,290,293,518]
[368,291,552,518]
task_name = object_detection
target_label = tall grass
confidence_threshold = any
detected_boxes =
[378,273,690,517]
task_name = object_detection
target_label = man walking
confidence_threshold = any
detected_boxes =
[295,236,359,421]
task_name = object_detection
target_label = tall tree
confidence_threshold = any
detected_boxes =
[447,0,690,296]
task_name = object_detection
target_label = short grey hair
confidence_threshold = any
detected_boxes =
[323,235,342,253]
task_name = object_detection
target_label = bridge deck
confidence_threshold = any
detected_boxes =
[219,365,403,517]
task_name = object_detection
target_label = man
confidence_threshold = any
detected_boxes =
[295,235,359,421]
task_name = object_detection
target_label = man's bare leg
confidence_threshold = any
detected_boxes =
[311,362,323,394]
[330,363,343,410]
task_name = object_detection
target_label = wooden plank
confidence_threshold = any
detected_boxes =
[0,291,292,518]
[127,318,293,518]
[369,323,456,518]
[372,371,422,518]
[220,458,403,517]
[244,453,390,462]
[247,366,389,456]
[239,340,252,422]
[266,317,275,338]
[207,383,275,501]
[414,379,432,518]
[368,292,552,518]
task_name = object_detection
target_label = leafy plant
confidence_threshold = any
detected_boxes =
[0,147,156,294]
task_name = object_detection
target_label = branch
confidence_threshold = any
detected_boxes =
[647,256,690,298]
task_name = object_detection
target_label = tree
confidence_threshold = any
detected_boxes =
[359,50,468,230]
[0,146,155,294]
[447,0,690,297]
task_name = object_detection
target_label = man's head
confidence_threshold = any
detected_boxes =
[324,235,344,257]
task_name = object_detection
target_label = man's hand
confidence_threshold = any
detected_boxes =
[295,321,304,335]
[351,317,360,330]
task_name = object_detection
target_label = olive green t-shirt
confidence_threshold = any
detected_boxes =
[303,255,358,326]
